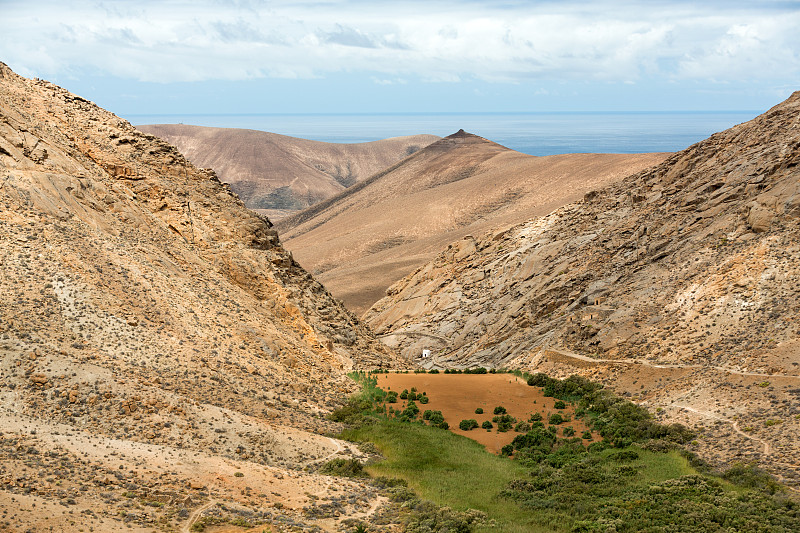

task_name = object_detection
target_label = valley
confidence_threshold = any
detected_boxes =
[1,59,799,533]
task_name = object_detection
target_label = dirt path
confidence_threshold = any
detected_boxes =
[673,404,771,455]
[545,348,800,380]
[670,405,800,494]
[183,500,217,533]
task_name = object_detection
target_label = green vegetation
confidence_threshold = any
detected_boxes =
[331,371,798,532]
[460,419,480,431]
[475,407,484,414]
[319,458,368,478]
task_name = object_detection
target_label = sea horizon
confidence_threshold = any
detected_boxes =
[127,110,761,156]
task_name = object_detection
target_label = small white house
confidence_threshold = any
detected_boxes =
[421,349,431,359]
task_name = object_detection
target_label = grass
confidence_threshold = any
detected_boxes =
[336,372,799,532]
[341,420,545,533]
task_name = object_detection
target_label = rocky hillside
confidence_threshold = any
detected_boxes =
[278,129,667,314]
[138,124,438,220]
[0,62,405,532]
[366,93,800,487]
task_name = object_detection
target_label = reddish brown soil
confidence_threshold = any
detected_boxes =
[377,373,595,454]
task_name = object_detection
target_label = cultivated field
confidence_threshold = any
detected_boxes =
[376,372,595,453]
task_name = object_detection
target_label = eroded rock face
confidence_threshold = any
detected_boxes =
[0,63,405,531]
[366,91,800,486]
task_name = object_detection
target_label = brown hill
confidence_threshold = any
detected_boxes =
[365,93,800,487]
[0,63,407,532]
[277,129,668,314]
[137,123,439,220]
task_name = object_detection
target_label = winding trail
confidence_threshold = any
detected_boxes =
[183,500,217,533]
[544,348,800,380]
[674,404,771,455]
[673,404,800,494]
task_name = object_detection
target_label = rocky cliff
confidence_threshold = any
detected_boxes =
[366,93,800,487]
[0,63,403,531]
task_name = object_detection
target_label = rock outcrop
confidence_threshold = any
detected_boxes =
[366,92,800,486]
[0,62,404,531]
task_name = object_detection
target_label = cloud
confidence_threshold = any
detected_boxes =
[1,0,798,88]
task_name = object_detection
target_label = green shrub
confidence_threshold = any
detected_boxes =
[482,421,493,430]
[320,458,367,478]
[475,407,484,414]
[549,413,565,425]
[529,413,542,422]
[459,419,479,431]
[554,400,566,410]
[493,414,515,432]
[494,406,507,415]
[386,391,398,403]
[581,431,592,440]
[562,427,575,437]
[514,421,531,433]
[418,395,429,404]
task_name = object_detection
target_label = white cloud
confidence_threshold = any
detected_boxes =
[1,0,798,87]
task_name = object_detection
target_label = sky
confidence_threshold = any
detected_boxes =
[2,0,799,115]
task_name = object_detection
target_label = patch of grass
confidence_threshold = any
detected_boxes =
[341,420,545,532]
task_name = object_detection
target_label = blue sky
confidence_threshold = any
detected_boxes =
[2,0,799,115]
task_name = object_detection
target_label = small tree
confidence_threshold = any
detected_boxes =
[475,407,484,414]
[459,419,479,431]
[494,406,507,415]
[482,420,493,430]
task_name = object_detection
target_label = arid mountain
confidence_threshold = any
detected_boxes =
[0,63,406,532]
[366,94,800,487]
[278,129,668,314]
[137,123,439,220]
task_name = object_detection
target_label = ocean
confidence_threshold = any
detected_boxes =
[127,111,760,156]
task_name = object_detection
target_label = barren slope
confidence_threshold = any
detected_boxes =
[366,93,800,487]
[0,63,405,532]
[137,124,438,219]
[278,130,668,314]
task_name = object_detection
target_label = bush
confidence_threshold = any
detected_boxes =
[482,420,493,430]
[514,421,531,433]
[563,427,575,437]
[554,400,566,410]
[400,389,409,400]
[386,390,399,403]
[494,406,507,415]
[459,419,479,431]
[493,414,515,432]
[582,431,592,440]
[320,458,367,478]
[418,395,429,404]
[475,407,484,414]
[549,413,565,425]
[529,413,542,422]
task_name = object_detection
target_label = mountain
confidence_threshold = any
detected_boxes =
[0,62,406,531]
[277,129,668,314]
[137,123,439,220]
[365,94,800,486]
